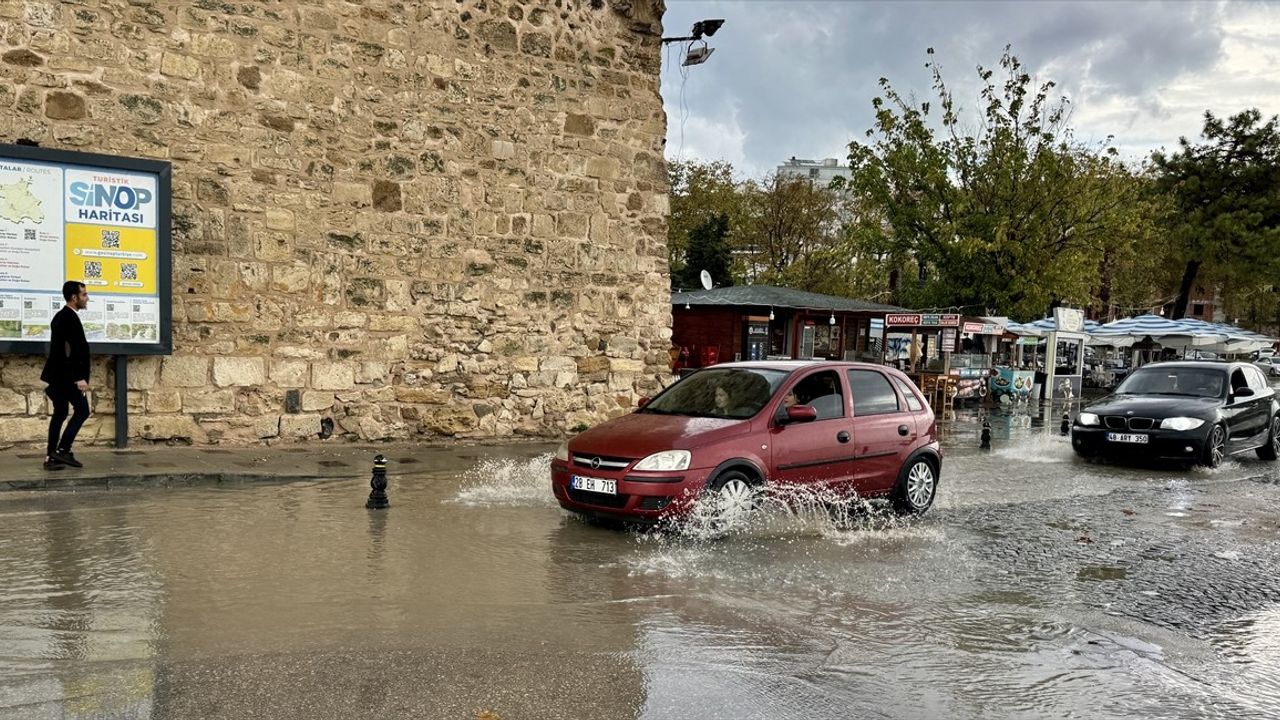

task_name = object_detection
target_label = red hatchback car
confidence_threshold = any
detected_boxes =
[550,361,942,524]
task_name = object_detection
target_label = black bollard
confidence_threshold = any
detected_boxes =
[980,419,992,449]
[366,454,390,509]
[1060,411,1071,436]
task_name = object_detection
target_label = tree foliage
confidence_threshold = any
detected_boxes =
[843,47,1157,319]
[1151,109,1280,324]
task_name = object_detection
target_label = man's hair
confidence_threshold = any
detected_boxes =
[62,281,86,302]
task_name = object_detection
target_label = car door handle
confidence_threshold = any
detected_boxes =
[837,431,850,443]
[898,424,910,437]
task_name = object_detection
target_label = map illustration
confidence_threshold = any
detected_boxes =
[0,176,44,224]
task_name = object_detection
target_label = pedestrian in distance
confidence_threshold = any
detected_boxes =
[41,281,91,471]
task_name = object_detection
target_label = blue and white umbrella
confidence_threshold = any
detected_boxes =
[1178,318,1275,353]
[1091,314,1225,349]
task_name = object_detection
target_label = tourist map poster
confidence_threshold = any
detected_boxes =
[0,144,171,355]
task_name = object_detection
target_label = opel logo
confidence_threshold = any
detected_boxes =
[590,457,602,470]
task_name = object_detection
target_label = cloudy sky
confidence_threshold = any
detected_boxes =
[658,1,1280,178]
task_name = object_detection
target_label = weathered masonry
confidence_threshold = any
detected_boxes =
[0,0,672,445]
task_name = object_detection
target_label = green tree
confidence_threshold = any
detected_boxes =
[843,48,1159,319]
[737,172,848,291]
[667,160,745,286]
[672,213,735,290]
[1151,109,1280,325]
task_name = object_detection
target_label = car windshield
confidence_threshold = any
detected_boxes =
[642,368,789,419]
[1115,367,1226,398]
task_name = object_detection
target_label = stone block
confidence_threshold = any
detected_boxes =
[564,113,595,136]
[0,417,49,443]
[422,406,479,435]
[139,416,206,442]
[45,90,86,119]
[0,388,27,414]
[280,413,321,438]
[270,360,308,388]
[183,389,236,414]
[127,357,161,390]
[312,362,355,390]
[301,391,335,412]
[394,387,451,404]
[357,361,389,384]
[160,52,200,79]
[212,357,266,387]
[161,356,209,387]
[492,140,515,159]
[147,390,182,413]
[265,208,295,230]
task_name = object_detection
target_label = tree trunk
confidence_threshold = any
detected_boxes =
[1171,259,1201,319]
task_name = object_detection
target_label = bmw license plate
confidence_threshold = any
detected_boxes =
[1106,432,1149,444]
[571,475,617,495]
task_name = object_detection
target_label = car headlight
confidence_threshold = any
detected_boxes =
[554,442,569,462]
[1077,412,1101,427]
[633,450,691,472]
[1161,417,1205,431]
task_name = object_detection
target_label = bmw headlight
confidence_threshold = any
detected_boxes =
[633,450,691,472]
[554,442,569,462]
[1161,417,1205,431]
[1077,412,1101,427]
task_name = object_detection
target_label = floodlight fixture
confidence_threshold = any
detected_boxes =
[682,44,714,66]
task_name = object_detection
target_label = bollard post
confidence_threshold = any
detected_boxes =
[980,418,992,449]
[366,454,390,509]
[1060,411,1071,436]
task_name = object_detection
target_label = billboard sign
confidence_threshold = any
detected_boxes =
[0,144,171,355]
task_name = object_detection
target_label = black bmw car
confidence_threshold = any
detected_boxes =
[1072,361,1280,467]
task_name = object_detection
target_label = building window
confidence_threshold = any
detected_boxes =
[809,168,819,179]
[1192,303,1205,316]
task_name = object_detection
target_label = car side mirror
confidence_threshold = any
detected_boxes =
[637,396,650,408]
[1233,387,1255,399]
[781,405,818,424]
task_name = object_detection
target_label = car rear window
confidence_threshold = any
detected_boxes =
[847,369,901,416]
[892,375,925,412]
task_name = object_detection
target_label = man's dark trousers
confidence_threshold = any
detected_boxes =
[46,383,89,457]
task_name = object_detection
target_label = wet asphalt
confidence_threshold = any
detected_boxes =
[1,393,1280,720]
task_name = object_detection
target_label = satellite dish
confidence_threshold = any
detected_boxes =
[699,269,713,290]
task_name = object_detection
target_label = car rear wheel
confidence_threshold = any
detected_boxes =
[891,457,937,515]
[1257,415,1280,461]
[1202,424,1227,468]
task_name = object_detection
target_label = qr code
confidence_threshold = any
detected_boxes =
[84,261,102,279]
[23,229,35,241]
[101,230,120,248]
[121,263,137,280]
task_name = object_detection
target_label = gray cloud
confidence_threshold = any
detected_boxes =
[660,1,1265,176]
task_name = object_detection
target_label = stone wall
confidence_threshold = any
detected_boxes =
[0,0,672,446]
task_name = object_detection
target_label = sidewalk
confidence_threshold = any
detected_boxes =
[1,440,559,491]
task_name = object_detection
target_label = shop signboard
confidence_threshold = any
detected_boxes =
[0,143,171,355]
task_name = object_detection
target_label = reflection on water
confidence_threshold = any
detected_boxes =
[1,410,1279,718]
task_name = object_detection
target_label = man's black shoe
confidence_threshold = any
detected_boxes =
[53,450,83,468]
[43,459,66,471]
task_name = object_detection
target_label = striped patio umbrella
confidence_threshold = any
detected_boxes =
[1091,314,1226,349]
[1179,318,1275,353]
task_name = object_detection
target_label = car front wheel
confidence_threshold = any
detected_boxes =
[1258,415,1280,462]
[892,457,937,515]
[1202,424,1228,468]
[702,470,761,531]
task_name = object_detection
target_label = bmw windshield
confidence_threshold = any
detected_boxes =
[1115,367,1226,399]
[642,368,790,419]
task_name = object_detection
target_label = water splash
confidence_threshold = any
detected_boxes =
[451,453,557,507]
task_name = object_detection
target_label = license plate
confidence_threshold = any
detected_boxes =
[1106,432,1149,444]
[571,475,617,495]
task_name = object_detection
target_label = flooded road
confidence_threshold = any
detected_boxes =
[3,405,1280,719]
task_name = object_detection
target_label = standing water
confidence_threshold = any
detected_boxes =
[2,409,1280,719]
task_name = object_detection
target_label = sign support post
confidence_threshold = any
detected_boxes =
[114,354,127,448]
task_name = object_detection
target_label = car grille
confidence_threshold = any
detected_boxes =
[571,453,634,471]
[567,488,629,508]
[1103,416,1156,431]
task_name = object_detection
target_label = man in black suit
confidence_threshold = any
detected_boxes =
[42,281,91,470]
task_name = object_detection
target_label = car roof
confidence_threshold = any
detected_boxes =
[697,360,897,373]
[1134,361,1250,372]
